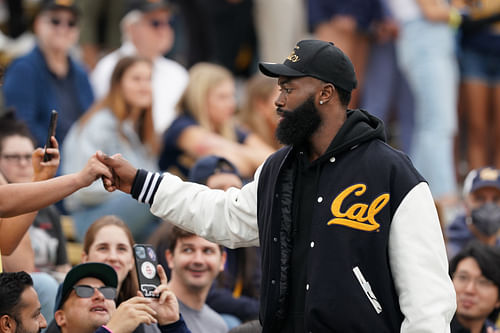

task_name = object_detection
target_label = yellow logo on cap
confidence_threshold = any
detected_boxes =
[479,167,499,181]
[287,45,300,63]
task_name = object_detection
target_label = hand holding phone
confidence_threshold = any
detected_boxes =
[134,244,161,298]
[43,110,58,162]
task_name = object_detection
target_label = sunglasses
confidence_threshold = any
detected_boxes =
[49,17,77,28]
[148,19,169,29]
[73,285,116,300]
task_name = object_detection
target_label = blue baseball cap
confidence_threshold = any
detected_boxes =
[463,167,500,196]
[188,156,240,185]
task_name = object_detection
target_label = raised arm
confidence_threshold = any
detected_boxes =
[0,153,112,218]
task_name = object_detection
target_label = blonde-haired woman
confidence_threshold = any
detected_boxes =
[239,74,281,150]
[159,62,274,180]
[62,56,159,242]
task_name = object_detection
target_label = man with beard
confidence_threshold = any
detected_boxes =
[447,167,500,259]
[449,242,500,333]
[0,271,47,333]
[97,39,456,332]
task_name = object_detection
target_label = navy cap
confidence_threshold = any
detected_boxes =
[54,263,118,312]
[259,39,357,92]
[39,0,80,16]
[189,156,240,185]
[463,167,500,196]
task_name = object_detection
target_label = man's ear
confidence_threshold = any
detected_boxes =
[165,249,174,270]
[319,83,334,104]
[0,315,15,333]
[54,309,66,328]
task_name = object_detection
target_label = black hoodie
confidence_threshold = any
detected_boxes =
[257,109,424,332]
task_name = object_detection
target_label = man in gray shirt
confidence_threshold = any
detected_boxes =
[165,225,228,333]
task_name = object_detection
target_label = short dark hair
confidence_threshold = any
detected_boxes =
[0,272,34,320]
[449,242,500,321]
[335,85,351,107]
[167,225,223,254]
[0,111,36,154]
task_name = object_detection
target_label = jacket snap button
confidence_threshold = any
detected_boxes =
[317,196,323,203]
[310,241,315,248]
[330,157,336,162]
[306,284,310,290]
[273,237,278,242]
[271,279,276,285]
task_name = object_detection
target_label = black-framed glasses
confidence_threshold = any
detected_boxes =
[73,285,116,300]
[0,154,32,163]
[148,19,169,29]
[49,17,77,28]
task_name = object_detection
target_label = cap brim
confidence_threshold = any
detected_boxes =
[470,181,500,193]
[259,62,306,78]
[57,263,118,310]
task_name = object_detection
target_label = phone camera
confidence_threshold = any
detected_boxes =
[135,246,146,259]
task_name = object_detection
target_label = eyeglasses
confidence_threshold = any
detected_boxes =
[453,272,496,290]
[49,17,77,28]
[73,285,117,300]
[0,154,32,163]
[148,19,169,29]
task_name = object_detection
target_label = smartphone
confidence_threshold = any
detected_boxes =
[134,244,161,297]
[43,110,58,162]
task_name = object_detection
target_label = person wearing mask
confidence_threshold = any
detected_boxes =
[447,167,500,258]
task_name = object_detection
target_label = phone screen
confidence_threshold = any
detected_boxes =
[134,244,161,297]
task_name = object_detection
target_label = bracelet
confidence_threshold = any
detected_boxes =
[449,7,463,29]
[102,325,113,333]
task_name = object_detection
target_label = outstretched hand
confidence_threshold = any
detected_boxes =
[96,151,137,194]
[32,136,60,181]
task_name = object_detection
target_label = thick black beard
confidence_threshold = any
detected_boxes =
[275,96,321,146]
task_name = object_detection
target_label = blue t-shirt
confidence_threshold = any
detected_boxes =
[159,114,248,178]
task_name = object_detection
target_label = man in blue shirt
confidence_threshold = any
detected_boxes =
[3,0,94,146]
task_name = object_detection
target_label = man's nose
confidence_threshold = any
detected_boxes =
[275,92,286,108]
[39,313,48,329]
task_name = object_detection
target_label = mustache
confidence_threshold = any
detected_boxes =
[276,108,293,117]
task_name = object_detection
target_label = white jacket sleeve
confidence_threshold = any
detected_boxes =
[389,182,456,333]
[148,166,262,249]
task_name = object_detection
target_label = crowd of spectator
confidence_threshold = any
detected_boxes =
[1,0,500,332]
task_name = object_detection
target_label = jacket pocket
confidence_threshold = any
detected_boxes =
[353,266,383,314]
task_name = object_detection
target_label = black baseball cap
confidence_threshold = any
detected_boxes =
[128,0,170,13]
[39,0,80,16]
[54,263,118,312]
[189,156,240,185]
[259,39,357,92]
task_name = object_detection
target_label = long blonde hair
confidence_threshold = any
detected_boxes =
[239,74,280,149]
[79,56,159,154]
[177,62,236,141]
